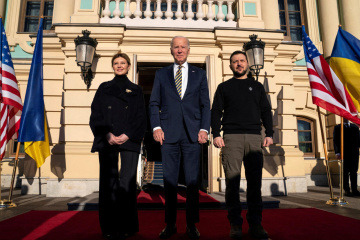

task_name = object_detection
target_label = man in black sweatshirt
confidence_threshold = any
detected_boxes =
[211,51,273,240]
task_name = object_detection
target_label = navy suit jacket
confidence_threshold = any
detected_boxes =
[149,64,211,143]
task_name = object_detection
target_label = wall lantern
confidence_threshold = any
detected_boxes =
[74,30,98,89]
[243,34,265,81]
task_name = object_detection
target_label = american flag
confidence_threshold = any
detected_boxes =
[302,26,360,124]
[0,22,23,159]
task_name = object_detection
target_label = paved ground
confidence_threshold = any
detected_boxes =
[1,186,360,222]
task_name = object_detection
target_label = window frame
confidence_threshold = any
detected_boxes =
[279,0,305,42]
[296,117,316,157]
[6,140,25,158]
[19,0,54,33]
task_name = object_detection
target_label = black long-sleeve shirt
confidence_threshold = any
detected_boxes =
[211,77,273,138]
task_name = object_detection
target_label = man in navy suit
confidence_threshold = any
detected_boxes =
[149,36,210,239]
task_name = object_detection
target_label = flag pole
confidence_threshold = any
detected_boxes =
[316,107,335,203]
[0,15,23,208]
[339,117,347,204]
[326,117,347,205]
[0,159,2,202]
[8,141,21,203]
[0,142,21,208]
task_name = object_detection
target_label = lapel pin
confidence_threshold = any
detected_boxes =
[249,87,253,91]
[126,89,132,93]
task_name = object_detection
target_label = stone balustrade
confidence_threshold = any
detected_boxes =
[100,0,237,28]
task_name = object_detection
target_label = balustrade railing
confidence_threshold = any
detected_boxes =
[100,0,237,28]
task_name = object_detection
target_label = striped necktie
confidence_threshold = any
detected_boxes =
[175,65,182,97]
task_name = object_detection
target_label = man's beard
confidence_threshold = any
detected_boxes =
[231,67,248,78]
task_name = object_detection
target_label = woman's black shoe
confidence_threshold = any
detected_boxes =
[159,224,177,239]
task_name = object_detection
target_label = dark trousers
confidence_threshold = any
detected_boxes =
[343,158,359,192]
[98,150,139,235]
[222,134,264,227]
[161,124,201,225]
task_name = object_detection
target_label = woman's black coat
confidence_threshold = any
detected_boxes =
[90,76,147,153]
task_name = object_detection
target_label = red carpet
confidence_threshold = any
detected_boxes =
[137,190,220,207]
[0,208,359,240]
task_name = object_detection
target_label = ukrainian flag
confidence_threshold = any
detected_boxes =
[18,18,50,168]
[330,27,360,111]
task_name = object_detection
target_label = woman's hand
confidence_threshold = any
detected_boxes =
[106,133,129,145]
[106,132,118,145]
[117,134,129,145]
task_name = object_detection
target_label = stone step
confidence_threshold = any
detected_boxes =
[67,192,280,211]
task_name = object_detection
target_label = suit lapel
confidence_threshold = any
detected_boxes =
[183,64,194,99]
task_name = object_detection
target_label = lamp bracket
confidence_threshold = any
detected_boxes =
[82,68,93,90]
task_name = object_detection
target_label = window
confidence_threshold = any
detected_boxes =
[278,0,305,41]
[297,117,315,157]
[19,0,54,32]
[6,140,25,158]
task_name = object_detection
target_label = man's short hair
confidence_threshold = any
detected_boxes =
[230,50,248,63]
[170,36,190,48]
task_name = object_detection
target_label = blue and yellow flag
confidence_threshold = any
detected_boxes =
[18,18,50,168]
[330,27,360,111]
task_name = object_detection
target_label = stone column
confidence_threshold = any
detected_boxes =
[53,0,75,24]
[340,0,360,38]
[260,0,280,30]
[317,0,339,58]
[0,0,6,24]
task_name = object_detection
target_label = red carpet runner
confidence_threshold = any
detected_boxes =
[137,190,220,207]
[0,208,359,240]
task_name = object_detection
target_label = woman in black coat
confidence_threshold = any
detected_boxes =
[90,52,146,240]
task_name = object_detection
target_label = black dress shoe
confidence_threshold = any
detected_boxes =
[124,231,136,238]
[186,225,200,239]
[249,225,268,239]
[159,224,177,239]
[102,233,125,240]
[352,190,360,196]
[344,190,353,197]
[229,224,242,239]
